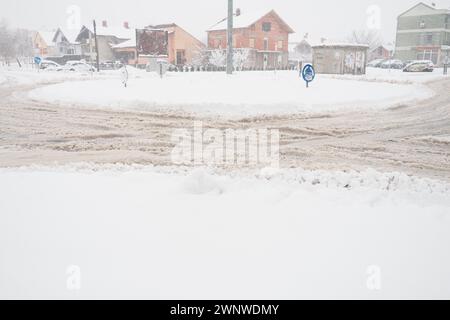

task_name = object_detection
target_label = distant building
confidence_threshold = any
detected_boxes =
[53,28,82,56]
[289,39,313,66]
[395,2,450,66]
[75,21,134,63]
[312,43,369,75]
[369,44,394,61]
[207,10,295,69]
[145,24,205,66]
[32,31,57,57]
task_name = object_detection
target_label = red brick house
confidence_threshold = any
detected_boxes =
[207,10,295,70]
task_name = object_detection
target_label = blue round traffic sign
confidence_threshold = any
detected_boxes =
[302,64,315,83]
[34,56,42,65]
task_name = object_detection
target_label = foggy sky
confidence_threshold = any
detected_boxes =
[1,0,450,43]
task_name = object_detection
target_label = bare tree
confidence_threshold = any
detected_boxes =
[0,19,33,65]
[348,29,382,51]
[0,19,14,64]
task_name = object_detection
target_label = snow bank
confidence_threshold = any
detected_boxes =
[1,164,449,299]
[28,71,434,118]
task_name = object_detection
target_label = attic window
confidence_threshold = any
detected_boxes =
[419,20,426,29]
[262,22,271,32]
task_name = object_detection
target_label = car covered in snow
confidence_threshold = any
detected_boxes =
[64,61,96,72]
[39,60,63,71]
[367,59,385,68]
[403,60,434,72]
[380,59,405,69]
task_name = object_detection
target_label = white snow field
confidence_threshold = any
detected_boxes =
[1,165,449,299]
[27,70,436,117]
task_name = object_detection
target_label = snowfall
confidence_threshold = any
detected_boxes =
[1,66,450,299]
[2,66,444,118]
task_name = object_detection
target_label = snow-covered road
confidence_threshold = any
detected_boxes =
[0,73,449,181]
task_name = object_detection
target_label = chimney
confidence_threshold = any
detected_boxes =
[123,21,129,29]
[102,20,108,28]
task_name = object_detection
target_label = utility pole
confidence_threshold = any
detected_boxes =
[226,0,233,74]
[93,20,100,72]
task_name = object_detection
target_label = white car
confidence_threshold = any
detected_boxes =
[403,60,434,72]
[39,60,63,71]
[64,61,96,72]
[380,59,405,69]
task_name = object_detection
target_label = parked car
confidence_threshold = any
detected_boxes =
[64,61,96,72]
[367,59,385,68]
[403,60,434,72]
[380,59,405,69]
[39,60,62,71]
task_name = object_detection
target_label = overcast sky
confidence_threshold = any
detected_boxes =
[1,0,450,43]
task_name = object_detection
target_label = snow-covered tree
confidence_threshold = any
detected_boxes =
[209,49,226,68]
[0,19,14,64]
[347,29,381,51]
[0,19,32,65]
[293,40,312,62]
[233,48,251,71]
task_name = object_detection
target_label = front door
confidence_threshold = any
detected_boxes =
[176,50,185,65]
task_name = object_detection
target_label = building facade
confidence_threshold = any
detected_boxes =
[312,43,369,75]
[369,45,394,61]
[395,2,450,66]
[207,10,294,69]
[53,28,82,56]
[32,31,57,57]
[75,22,134,63]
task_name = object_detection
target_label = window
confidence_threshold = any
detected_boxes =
[419,33,433,45]
[263,38,269,50]
[417,49,438,64]
[277,40,283,50]
[262,22,271,32]
[249,38,255,48]
[419,20,426,29]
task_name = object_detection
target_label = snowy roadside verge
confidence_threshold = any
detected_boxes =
[1,164,449,299]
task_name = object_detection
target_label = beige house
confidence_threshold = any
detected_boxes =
[32,31,57,57]
[146,24,205,65]
[111,23,205,67]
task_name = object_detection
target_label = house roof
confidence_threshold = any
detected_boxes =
[208,9,294,33]
[54,28,80,44]
[312,42,369,49]
[78,25,135,40]
[111,38,136,49]
[398,2,450,17]
[37,31,56,46]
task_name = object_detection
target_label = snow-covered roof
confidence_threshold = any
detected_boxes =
[54,28,80,44]
[111,38,136,49]
[38,31,56,46]
[312,42,369,49]
[82,25,135,40]
[208,9,294,33]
